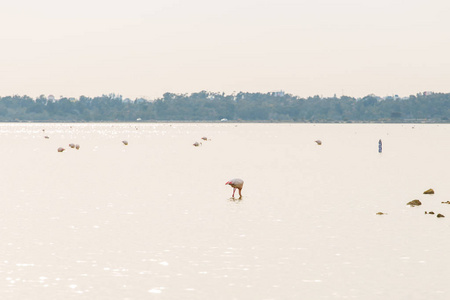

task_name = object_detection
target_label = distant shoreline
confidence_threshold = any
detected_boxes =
[1,93,449,123]
[0,120,446,124]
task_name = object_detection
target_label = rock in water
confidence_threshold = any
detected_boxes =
[437,214,445,218]
[376,212,386,215]
[423,188,434,194]
[407,200,422,207]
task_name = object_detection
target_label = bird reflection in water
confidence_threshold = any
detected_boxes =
[228,197,243,202]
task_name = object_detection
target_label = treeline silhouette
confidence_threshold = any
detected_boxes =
[0,91,449,122]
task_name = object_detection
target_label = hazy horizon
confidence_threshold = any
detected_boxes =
[1,0,449,100]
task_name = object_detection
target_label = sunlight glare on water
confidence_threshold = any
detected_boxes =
[0,123,449,299]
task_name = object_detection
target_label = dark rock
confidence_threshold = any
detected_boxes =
[437,214,445,218]
[423,188,435,194]
[441,201,450,204]
[407,200,422,207]
[428,211,435,215]
[376,212,386,215]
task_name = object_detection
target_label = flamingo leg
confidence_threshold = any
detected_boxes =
[238,188,242,199]
[232,188,236,198]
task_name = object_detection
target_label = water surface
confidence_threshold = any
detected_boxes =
[0,123,449,299]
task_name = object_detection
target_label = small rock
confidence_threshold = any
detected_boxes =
[423,188,434,194]
[437,214,445,218]
[407,199,422,207]
[376,212,386,215]
[201,137,208,141]
[57,147,65,152]
[315,140,322,145]
[122,140,128,145]
[69,143,75,148]
[428,211,435,215]
[441,201,450,204]
[193,142,202,147]
[44,136,49,139]
[75,144,80,150]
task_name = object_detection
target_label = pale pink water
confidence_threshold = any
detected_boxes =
[0,123,449,299]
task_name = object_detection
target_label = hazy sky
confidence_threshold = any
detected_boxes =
[1,0,449,99]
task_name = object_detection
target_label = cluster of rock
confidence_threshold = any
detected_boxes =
[425,211,445,218]
[405,188,445,218]
[377,188,446,218]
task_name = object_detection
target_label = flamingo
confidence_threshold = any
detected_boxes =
[226,178,244,199]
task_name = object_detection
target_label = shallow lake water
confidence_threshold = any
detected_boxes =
[0,123,449,299]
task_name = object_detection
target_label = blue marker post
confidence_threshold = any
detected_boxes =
[378,139,382,153]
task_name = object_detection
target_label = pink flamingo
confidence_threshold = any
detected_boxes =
[225,178,244,199]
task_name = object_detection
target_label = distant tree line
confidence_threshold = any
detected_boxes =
[0,91,449,122]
